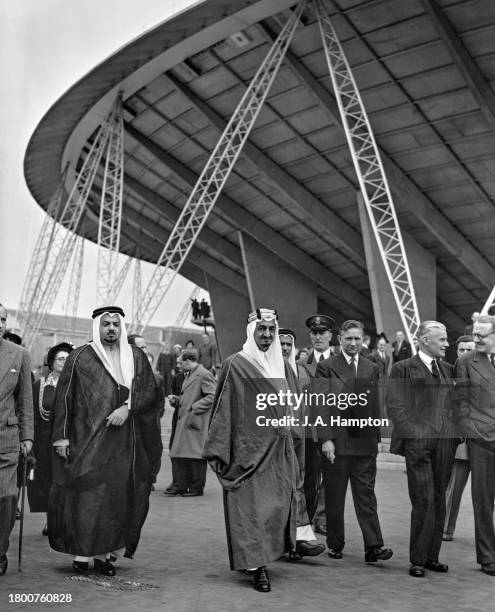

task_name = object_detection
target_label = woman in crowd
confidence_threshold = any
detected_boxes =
[28,342,73,534]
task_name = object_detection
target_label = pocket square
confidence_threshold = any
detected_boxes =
[10,368,17,373]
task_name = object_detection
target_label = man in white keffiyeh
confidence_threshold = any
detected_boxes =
[49,306,162,577]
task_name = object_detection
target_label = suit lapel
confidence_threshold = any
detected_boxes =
[0,341,17,384]
[472,351,495,383]
[182,365,200,391]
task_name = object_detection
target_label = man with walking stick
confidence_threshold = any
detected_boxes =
[0,303,33,576]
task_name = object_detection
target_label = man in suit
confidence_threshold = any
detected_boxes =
[0,304,33,575]
[443,335,475,542]
[388,320,457,577]
[368,337,391,421]
[315,319,393,563]
[455,313,495,576]
[169,348,216,496]
[392,330,412,364]
[300,314,336,535]
[164,355,185,496]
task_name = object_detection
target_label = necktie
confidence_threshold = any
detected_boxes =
[431,359,439,378]
[351,355,357,375]
[318,354,324,362]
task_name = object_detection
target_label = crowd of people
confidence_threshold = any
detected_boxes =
[1,300,495,595]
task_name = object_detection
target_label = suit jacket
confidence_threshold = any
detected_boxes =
[0,339,34,453]
[367,350,391,379]
[170,364,216,459]
[392,340,412,363]
[388,355,457,455]
[455,350,495,447]
[314,353,380,455]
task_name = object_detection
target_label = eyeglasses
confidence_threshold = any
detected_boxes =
[472,331,495,340]
[54,357,67,362]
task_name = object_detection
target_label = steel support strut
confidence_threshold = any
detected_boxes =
[97,95,124,304]
[314,0,421,346]
[21,99,120,350]
[481,286,495,315]
[131,0,307,333]
[64,233,85,335]
[132,258,142,327]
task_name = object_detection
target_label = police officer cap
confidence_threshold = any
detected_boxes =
[305,314,335,332]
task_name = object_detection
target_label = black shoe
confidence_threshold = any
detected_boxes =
[0,556,7,576]
[181,491,203,497]
[327,549,343,559]
[409,564,425,577]
[481,563,495,576]
[295,541,325,557]
[42,526,49,536]
[94,558,116,576]
[106,554,118,563]
[15,508,21,520]
[365,547,393,562]
[425,560,448,572]
[72,561,88,574]
[253,567,271,592]
[163,489,182,496]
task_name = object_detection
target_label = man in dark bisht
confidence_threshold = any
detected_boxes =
[204,308,300,593]
[48,306,162,576]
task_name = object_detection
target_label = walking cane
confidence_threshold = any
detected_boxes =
[18,452,28,572]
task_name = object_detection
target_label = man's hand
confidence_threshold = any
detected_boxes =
[55,445,69,459]
[106,405,130,427]
[20,440,32,456]
[322,440,335,464]
[167,394,179,407]
[209,460,224,474]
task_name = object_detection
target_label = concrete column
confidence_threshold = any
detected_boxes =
[357,192,436,342]
[239,232,318,346]
[204,273,251,360]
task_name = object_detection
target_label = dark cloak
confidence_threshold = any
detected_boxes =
[28,380,55,512]
[204,353,300,570]
[48,344,162,557]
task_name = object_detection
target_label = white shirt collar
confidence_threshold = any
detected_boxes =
[313,348,331,361]
[342,351,358,365]
[418,350,438,372]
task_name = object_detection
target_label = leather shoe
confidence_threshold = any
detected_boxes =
[253,566,271,592]
[365,547,393,563]
[409,564,425,577]
[327,549,343,559]
[181,491,203,497]
[163,489,182,496]
[295,540,325,557]
[442,533,453,542]
[94,558,116,576]
[425,560,448,572]
[0,556,7,576]
[42,526,49,536]
[72,561,88,574]
[481,562,495,576]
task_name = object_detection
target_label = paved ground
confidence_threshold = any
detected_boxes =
[1,452,493,612]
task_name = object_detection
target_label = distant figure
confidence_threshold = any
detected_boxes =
[191,298,200,320]
[198,333,217,372]
[185,339,195,349]
[127,334,147,351]
[157,342,174,395]
[392,330,412,364]
[200,299,210,320]
[360,334,371,357]
[296,348,308,364]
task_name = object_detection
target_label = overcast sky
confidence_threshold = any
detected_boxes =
[0,0,206,328]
